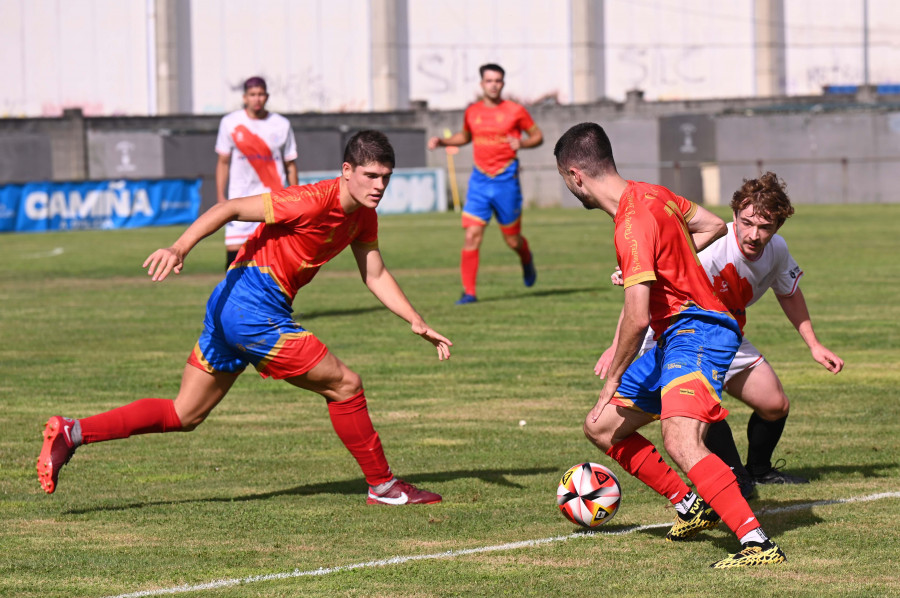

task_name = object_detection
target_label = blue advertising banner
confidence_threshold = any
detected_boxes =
[0,178,202,233]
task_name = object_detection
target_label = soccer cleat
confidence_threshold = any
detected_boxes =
[750,459,809,485]
[455,292,478,305]
[522,256,537,287]
[737,473,757,500]
[366,478,442,505]
[710,540,787,568]
[666,496,721,542]
[37,416,77,494]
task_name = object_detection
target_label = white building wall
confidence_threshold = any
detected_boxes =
[2,0,900,118]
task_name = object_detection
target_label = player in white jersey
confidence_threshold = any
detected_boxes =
[215,76,299,267]
[597,172,843,492]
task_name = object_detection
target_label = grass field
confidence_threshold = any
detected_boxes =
[1,205,899,598]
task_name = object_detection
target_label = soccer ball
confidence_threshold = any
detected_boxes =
[557,462,621,528]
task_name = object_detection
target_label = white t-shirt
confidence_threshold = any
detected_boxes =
[215,109,298,199]
[701,222,803,331]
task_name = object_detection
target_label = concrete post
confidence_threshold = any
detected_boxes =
[371,0,410,111]
[155,0,193,114]
[754,0,786,96]
[570,0,606,103]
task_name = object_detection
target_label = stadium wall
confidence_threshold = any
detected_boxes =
[1,91,898,214]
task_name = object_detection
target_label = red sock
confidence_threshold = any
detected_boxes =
[327,391,393,486]
[461,249,479,296]
[79,398,183,444]
[688,454,760,538]
[606,434,691,504]
[515,237,532,264]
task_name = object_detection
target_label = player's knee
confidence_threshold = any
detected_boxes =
[338,369,363,397]
[583,418,613,452]
[758,394,790,420]
[503,234,521,250]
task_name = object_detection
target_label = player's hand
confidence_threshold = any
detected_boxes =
[427,136,442,151]
[588,382,618,423]
[412,322,453,361]
[594,345,616,377]
[811,344,844,374]
[143,247,185,282]
[506,135,521,151]
[610,266,623,286]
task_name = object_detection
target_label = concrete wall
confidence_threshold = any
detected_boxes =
[2,92,899,211]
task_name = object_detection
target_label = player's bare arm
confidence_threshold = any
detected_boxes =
[144,194,266,282]
[285,160,299,186]
[351,242,452,360]
[777,288,844,374]
[215,153,232,204]
[509,125,543,151]
[589,282,651,422]
[427,130,472,150]
[595,306,626,378]
[686,204,727,252]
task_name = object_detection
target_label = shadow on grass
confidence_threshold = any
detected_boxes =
[767,461,899,483]
[469,286,600,304]
[64,466,559,515]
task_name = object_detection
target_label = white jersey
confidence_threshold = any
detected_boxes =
[215,109,298,199]
[701,222,803,331]
[639,221,803,380]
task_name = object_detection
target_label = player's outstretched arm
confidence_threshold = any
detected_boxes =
[777,288,844,374]
[427,131,471,150]
[351,242,452,360]
[143,194,266,282]
[686,204,727,252]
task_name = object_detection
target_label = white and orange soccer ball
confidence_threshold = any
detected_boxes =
[557,462,621,527]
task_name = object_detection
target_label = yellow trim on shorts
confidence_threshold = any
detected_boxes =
[662,371,722,403]
[612,393,662,421]
[256,330,315,372]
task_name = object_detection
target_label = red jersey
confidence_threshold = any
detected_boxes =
[235,177,378,301]
[463,100,537,176]
[615,181,730,338]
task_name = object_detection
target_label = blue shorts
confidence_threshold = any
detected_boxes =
[187,268,328,379]
[612,310,741,422]
[463,160,523,230]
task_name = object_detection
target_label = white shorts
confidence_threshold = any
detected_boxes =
[224,220,261,247]
[639,332,765,384]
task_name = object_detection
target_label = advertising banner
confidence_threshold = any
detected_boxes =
[0,178,202,233]
[296,167,447,214]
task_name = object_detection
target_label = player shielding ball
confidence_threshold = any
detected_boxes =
[428,63,543,304]
[38,131,449,506]
[597,172,844,492]
[555,122,785,568]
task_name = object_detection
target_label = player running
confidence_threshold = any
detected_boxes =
[216,76,298,268]
[596,172,844,491]
[555,122,785,568]
[428,63,543,304]
[38,131,450,506]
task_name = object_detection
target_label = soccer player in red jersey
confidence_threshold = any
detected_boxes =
[37,131,449,506]
[555,122,785,568]
[216,76,299,269]
[428,64,543,304]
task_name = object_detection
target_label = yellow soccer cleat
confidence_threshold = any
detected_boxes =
[666,496,721,542]
[710,541,787,568]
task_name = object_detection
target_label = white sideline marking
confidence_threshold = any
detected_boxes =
[23,247,64,259]
[105,491,900,598]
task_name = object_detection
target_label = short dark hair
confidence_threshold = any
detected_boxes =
[243,76,267,92]
[479,63,505,79]
[730,171,794,227]
[343,130,395,168]
[554,122,617,178]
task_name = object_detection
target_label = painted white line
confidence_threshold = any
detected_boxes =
[22,247,64,259]
[104,490,900,598]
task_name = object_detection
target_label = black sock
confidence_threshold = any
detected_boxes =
[704,419,751,480]
[745,413,788,476]
[226,250,239,270]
